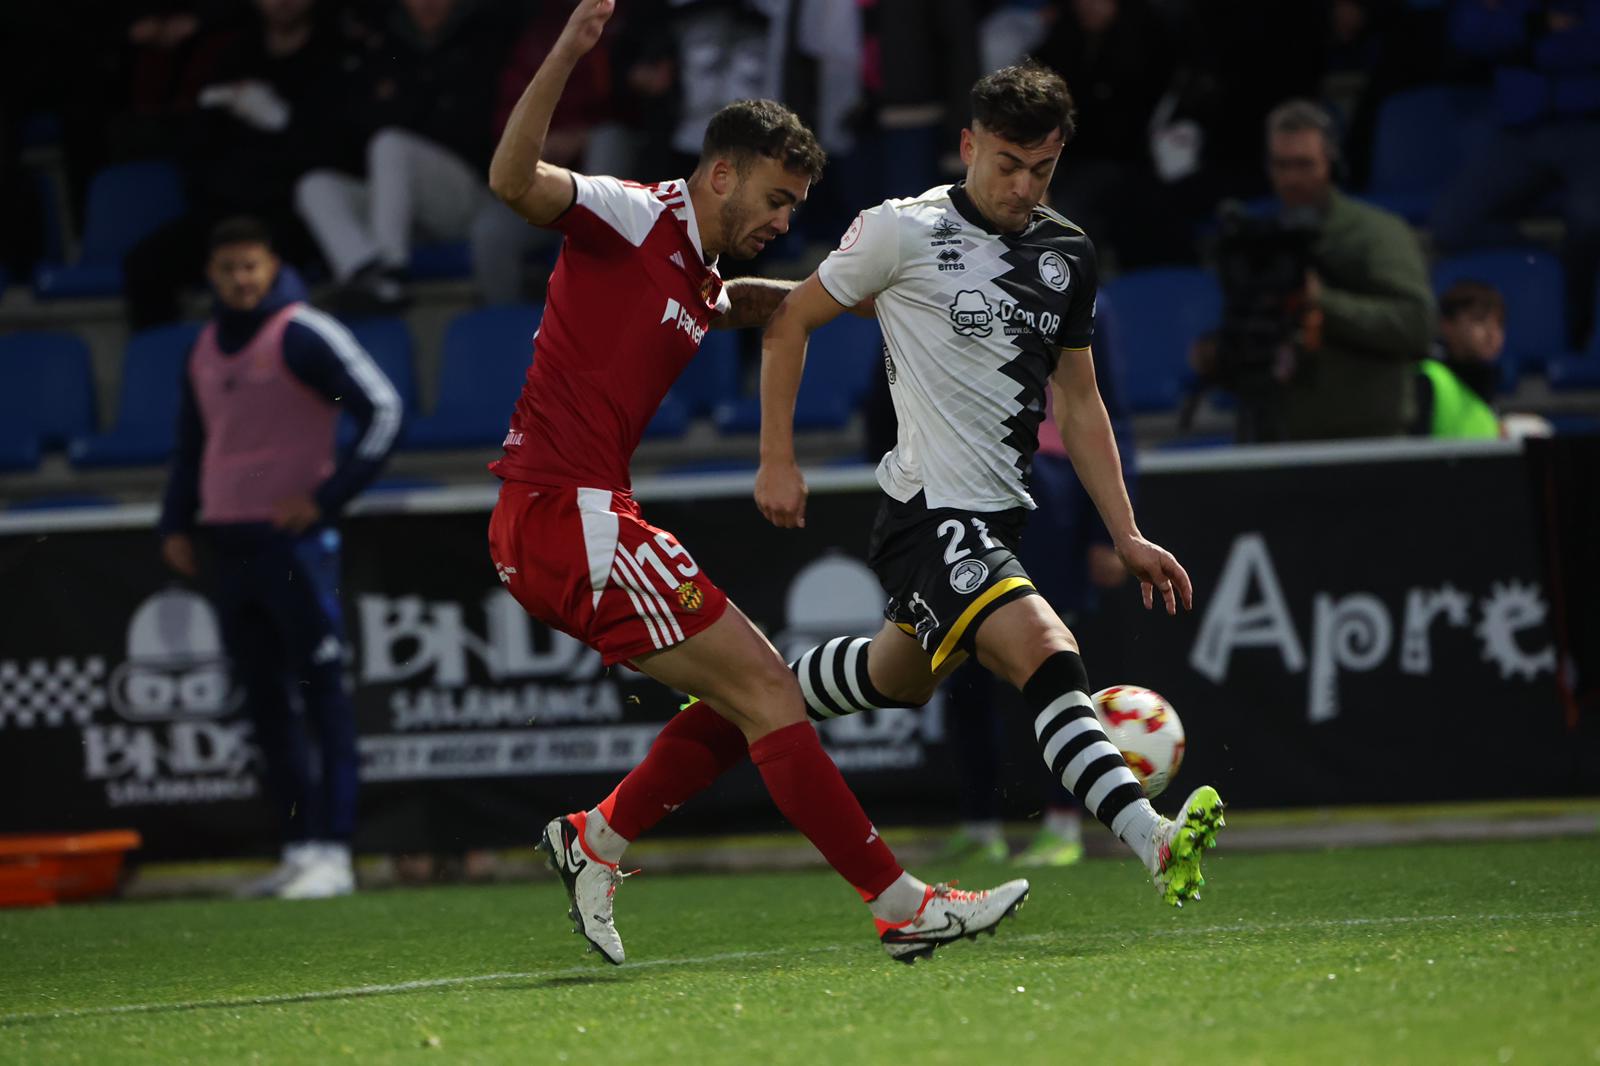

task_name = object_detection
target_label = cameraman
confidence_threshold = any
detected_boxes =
[1211,100,1434,442]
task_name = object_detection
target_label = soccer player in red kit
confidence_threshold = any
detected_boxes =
[486,0,1029,966]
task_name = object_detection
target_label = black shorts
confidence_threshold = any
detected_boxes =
[866,491,1040,670]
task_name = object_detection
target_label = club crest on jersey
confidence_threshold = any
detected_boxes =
[839,212,865,251]
[660,297,707,344]
[949,559,989,594]
[1038,251,1071,293]
[931,216,961,243]
[948,291,994,337]
[675,582,704,611]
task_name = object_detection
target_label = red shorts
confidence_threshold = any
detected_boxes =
[488,480,728,666]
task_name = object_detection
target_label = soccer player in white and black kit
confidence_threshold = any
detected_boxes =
[756,62,1226,907]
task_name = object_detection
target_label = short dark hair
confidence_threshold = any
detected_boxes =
[1266,98,1340,162]
[1439,280,1506,323]
[207,216,274,254]
[971,61,1076,146]
[701,99,826,182]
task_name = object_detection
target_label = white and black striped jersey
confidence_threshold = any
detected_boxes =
[817,182,1098,512]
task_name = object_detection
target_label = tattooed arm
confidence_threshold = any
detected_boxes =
[712,278,799,330]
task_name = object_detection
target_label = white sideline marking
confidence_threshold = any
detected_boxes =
[1,909,1588,1026]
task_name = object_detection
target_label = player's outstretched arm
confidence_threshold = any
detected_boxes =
[488,0,614,226]
[1051,348,1192,615]
[754,274,851,528]
[714,278,799,330]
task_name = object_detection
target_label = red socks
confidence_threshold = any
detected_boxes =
[595,707,903,903]
[596,699,748,841]
[749,721,904,900]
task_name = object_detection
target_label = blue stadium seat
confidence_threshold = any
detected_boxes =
[1367,87,1492,224]
[33,160,186,299]
[672,330,741,417]
[405,304,542,449]
[408,241,473,281]
[0,332,96,469]
[70,322,200,468]
[6,494,118,512]
[336,317,417,451]
[1546,279,1600,390]
[1433,249,1568,390]
[1100,268,1221,413]
[714,314,883,433]
[642,393,692,439]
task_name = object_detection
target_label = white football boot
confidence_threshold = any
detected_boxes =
[235,841,317,899]
[875,879,1031,964]
[537,813,628,965]
[1146,785,1226,906]
[277,843,356,900]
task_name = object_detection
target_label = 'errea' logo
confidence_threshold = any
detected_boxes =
[661,298,707,345]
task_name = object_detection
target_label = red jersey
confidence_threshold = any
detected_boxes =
[489,175,731,491]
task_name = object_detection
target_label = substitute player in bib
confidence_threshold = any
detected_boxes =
[755,62,1226,907]
[487,0,1028,966]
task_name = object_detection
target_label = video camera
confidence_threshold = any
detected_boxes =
[1212,203,1317,395]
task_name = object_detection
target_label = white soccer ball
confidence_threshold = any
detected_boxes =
[1091,685,1186,800]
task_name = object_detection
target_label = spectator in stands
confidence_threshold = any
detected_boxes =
[1431,0,1600,349]
[1414,279,1553,439]
[1262,99,1434,440]
[1038,0,1181,267]
[293,0,510,313]
[470,0,618,305]
[158,217,401,900]
[874,0,980,198]
[122,0,333,329]
[1415,280,1504,439]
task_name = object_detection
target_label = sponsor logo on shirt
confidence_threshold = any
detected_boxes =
[949,291,995,337]
[936,248,965,272]
[661,297,707,345]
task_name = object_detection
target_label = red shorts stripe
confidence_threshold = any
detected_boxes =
[488,480,727,666]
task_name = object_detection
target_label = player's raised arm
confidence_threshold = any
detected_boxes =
[753,274,854,528]
[488,0,614,226]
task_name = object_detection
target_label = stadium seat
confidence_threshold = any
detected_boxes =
[405,304,542,449]
[714,314,883,433]
[69,322,200,468]
[0,332,96,470]
[408,241,473,281]
[6,494,118,512]
[673,330,741,417]
[642,393,691,440]
[1100,268,1222,413]
[33,160,186,299]
[1366,87,1492,224]
[336,317,417,451]
[1432,248,1569,389]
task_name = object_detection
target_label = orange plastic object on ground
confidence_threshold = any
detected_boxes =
[0,831,142,907]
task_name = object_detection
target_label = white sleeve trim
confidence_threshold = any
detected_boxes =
[570,174,669,247]
[292,307,403,461]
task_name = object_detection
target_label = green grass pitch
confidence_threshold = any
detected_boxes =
[2,837,1597,1065]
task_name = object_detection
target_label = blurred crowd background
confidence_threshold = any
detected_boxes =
[1,0,1598,503]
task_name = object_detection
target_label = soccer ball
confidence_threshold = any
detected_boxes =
[1091,685,1186,800]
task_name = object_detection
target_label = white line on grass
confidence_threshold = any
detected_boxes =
[1,909,1588,1026]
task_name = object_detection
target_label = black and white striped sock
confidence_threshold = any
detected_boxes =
[790,636,920,721]
[1025,650,1161,857]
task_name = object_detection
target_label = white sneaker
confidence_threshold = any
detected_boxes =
[277,843,356,900]
[234,842,316,899]
[536,813,628,965]
[1146,785,1226,907]
[875,879,1031,964]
